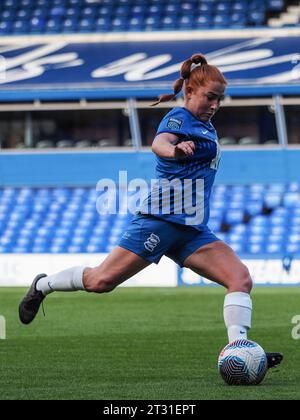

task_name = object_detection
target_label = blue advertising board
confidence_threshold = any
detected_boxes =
[0,34,300,100]
[0,149,300,187]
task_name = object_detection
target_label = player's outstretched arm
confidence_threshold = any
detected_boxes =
[152,133,195,159]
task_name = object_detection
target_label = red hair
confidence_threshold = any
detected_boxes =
[152,53,227,106]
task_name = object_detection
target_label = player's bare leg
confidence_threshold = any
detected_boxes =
[19,247,151,324]
[83,247,152,292]
[183,240,252,293]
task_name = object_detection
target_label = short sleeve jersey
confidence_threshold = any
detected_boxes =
[139,107,221,230]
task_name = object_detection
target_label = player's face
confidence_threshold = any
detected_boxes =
[185,81,226,122]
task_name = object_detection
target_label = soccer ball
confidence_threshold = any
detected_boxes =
[218,339,268,386]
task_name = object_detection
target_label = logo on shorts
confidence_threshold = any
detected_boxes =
[122,232,131,240]
[144,233,160,252]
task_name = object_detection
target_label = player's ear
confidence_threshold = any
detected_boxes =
[186,86,193,95]
[185,86,194,100]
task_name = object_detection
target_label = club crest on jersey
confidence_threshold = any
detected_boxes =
[167,117,183,131]
[144,233,160,252]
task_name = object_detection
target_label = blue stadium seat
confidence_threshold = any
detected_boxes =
[178,15,194,29]
[195,15,213,28]
[232,225,247,234]
[231,12,247,27]
[111,16,128,32]
[247,243,264,254]
[287,243,300,253]
[249,234,265,244]
[248,11,265,26]
[1,10,16,21]
[246,202,263,216]
[20,0,35,6]
[264,193,282,209]
[36,0,48,6]
[266,243,283,254]
[66,7,80,18]
[249,225,265,235]
[267,0,284,11]
[95,17,110,31]
[30,17,46,32]
[0,21,12,34]
[230,243,245,253]
[17,9,32,20]
[232,1,248,12]
[127,17,144,31]
[283,192,300,208]
[161,16,178,30]
[225,210,244,224]
[78,17,95,32]
[3,0,17,9]
[45,19,62,33]
[213,14,230,27]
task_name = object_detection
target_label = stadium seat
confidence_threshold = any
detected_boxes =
[268,0,285,11]
[36,140,56,148]
[264,139,278,145]
[0,0,288,34]
[219,137,237,146]
[248,11,265,25]
[56,140,75,148]
[238,136,259,146]
[96,139,113,147]
[75,140,93,148]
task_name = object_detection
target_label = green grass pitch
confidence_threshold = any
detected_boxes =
[0,287,299,400]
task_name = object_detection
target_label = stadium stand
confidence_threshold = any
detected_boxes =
[0,183,299,256]
[0,0,299,265]
[0,0,291,35]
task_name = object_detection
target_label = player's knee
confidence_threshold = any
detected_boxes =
[86,277,117,293]
[83,268,117,293]
[238,264,253,293]
[227,264,252,293]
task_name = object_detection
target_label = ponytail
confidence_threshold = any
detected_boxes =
[151,53,226,106]
[151,77,185,106]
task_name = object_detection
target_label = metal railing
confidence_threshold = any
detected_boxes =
[0,95,298,150]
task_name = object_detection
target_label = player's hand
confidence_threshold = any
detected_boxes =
[174,141,195,159]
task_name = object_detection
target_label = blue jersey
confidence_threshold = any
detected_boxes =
[140,107,221,230]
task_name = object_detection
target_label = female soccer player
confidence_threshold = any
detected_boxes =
[19,53,282,367]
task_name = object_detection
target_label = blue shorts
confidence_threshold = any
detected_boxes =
[118,214,220,267]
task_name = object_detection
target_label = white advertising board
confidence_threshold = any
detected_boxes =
[0,254,177,287]
[0,255,299,287]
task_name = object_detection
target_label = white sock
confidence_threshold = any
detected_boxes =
[224,292,252,343]
[36,266,86,296]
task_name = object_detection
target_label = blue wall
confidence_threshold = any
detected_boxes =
[0,149,299,187]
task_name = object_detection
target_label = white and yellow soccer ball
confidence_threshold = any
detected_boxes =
[218,339,268,385]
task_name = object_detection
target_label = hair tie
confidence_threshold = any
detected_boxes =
[190,62,202,72]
